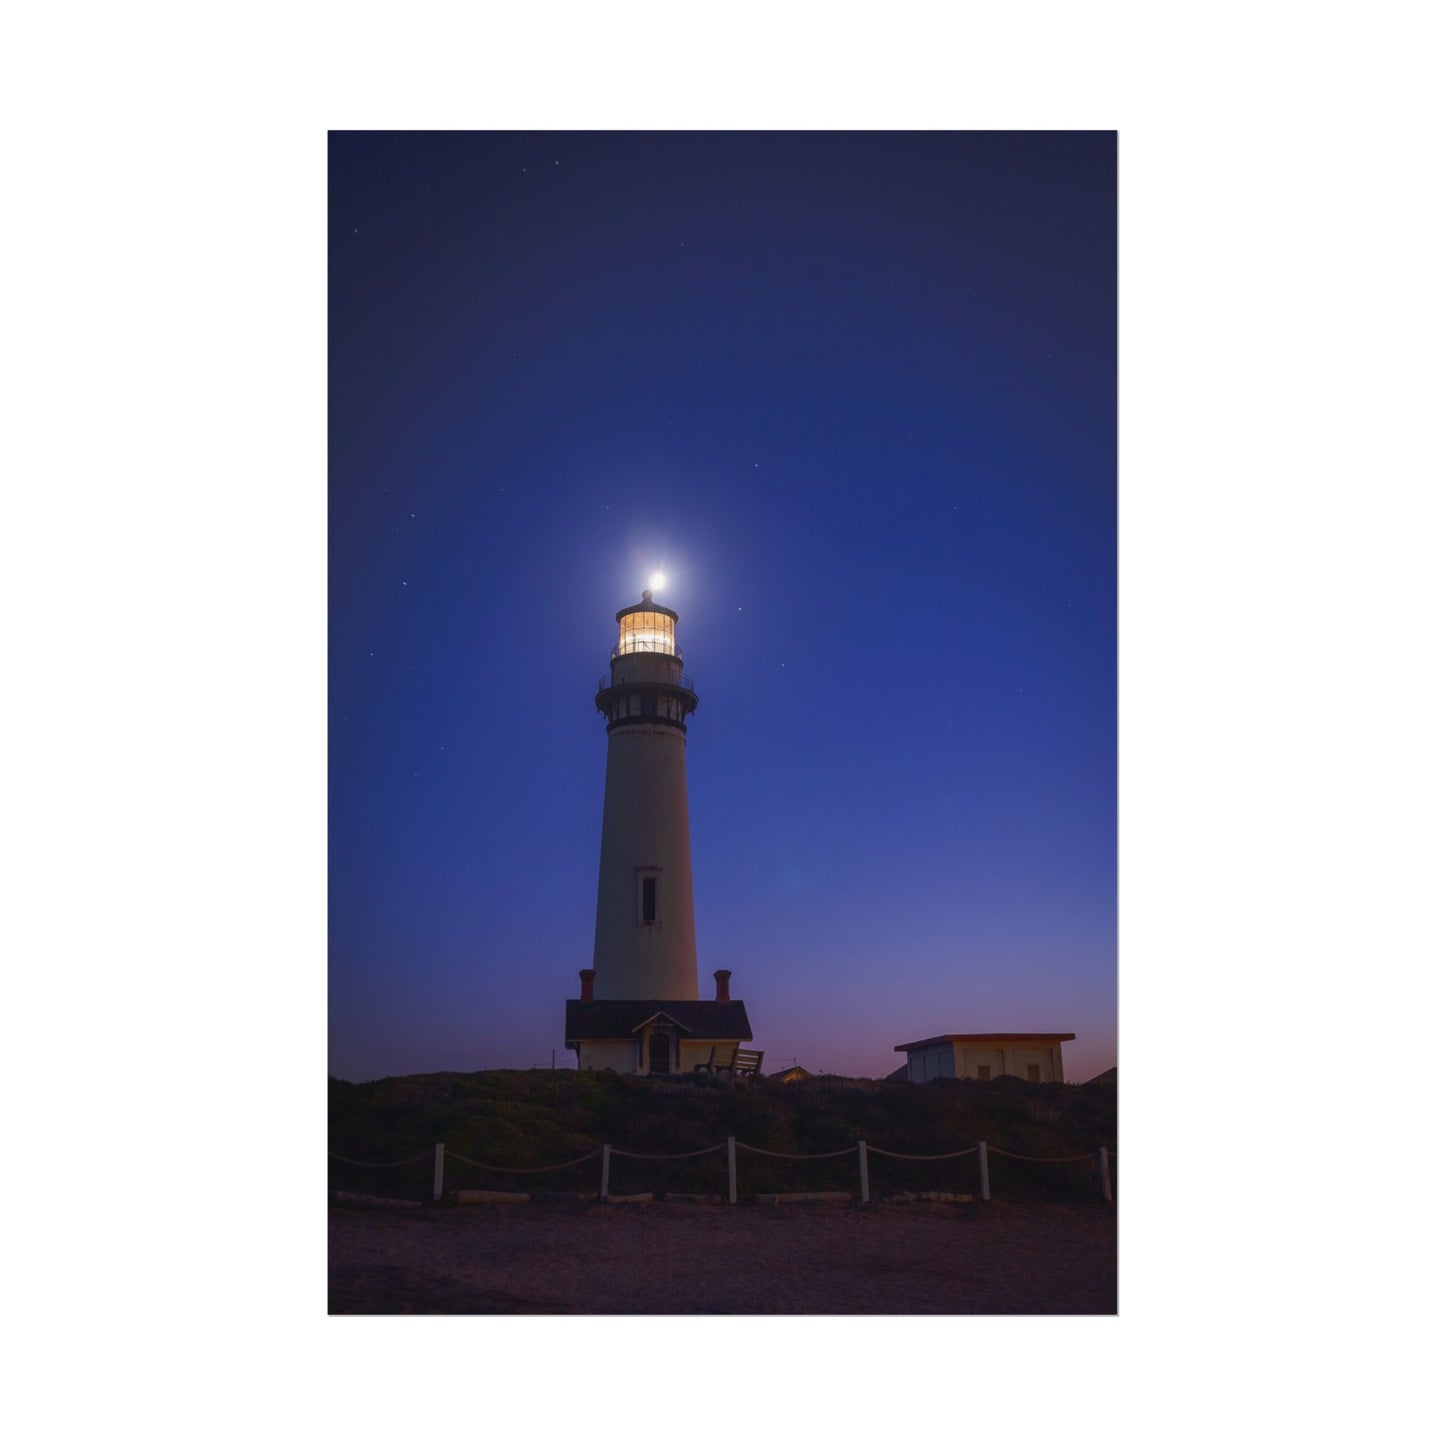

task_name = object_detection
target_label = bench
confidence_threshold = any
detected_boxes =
[694,1046,764,1077]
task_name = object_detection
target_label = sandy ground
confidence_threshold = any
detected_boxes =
[329,1198,1115,1314]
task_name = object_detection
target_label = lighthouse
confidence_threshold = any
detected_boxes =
[565,584,756,1075]
[591,587,700,1000]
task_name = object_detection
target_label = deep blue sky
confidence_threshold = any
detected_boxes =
[329,131,1115,1082]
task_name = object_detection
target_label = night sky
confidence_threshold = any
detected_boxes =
[329,131,1116,1083]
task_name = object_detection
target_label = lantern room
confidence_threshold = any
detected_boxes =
[615,590,678,658]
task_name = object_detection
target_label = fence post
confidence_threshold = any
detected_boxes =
[1099,1146,1113,1202]
[727,1136,737,1205]
[978,1140,991,1201]
[600,1144,611,1202]
[433,1143,446,1202]
[858,1140,870,1204]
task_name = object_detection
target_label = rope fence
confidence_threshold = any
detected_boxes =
[610,1144,727,1160]
[330,1136,1117,1206]
[735,1144,856,1160]
[867,1145,980,1160]
[447,1150,601,1173]
[986,1148,1096,1163]
[328,1152,432,1168]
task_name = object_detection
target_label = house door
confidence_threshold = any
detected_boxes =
[648,1031,671,1075]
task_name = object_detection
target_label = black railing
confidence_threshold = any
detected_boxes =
[610,642,682,661]
[598,670,695,694]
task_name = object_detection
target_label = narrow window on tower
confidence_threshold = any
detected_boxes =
[641,877,657,924]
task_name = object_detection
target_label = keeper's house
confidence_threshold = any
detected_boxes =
[895,1033,1075,1084]
[565,968,753,1075]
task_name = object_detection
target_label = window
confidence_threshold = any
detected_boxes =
[637,868,661,926]
[977,1065,991,1081]
[618,609,677,657]
[1027,1064,1041,1082]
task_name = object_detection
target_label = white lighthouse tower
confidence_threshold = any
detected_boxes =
[590,587,700,1000]
[565,584,756,1075]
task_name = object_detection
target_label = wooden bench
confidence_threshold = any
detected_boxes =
[694,1046,764,1077]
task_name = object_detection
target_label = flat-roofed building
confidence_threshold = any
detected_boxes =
[894,1032,1076,1084]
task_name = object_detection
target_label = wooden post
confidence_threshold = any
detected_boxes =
[978,1140,991,1201]
[727,1136,737,1204]
[1100,1146,1113,1202]
[600,1144,611,1202]
[433,1143,445,1202]
[858,1140,870,1204]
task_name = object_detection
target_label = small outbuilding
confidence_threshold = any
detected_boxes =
[769,1064,813,1083]
[894,1033,1075,1084]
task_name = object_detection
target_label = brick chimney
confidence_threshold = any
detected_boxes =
[579,968,596,1002]
[713,969,732,1002]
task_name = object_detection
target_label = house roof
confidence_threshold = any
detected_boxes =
[894,1033,1076,1052]
[565,998,753,1046]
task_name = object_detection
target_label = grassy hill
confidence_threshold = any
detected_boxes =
[329,1069,1117,1202]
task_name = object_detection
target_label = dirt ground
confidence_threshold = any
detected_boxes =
[329,1198,1116,1314]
